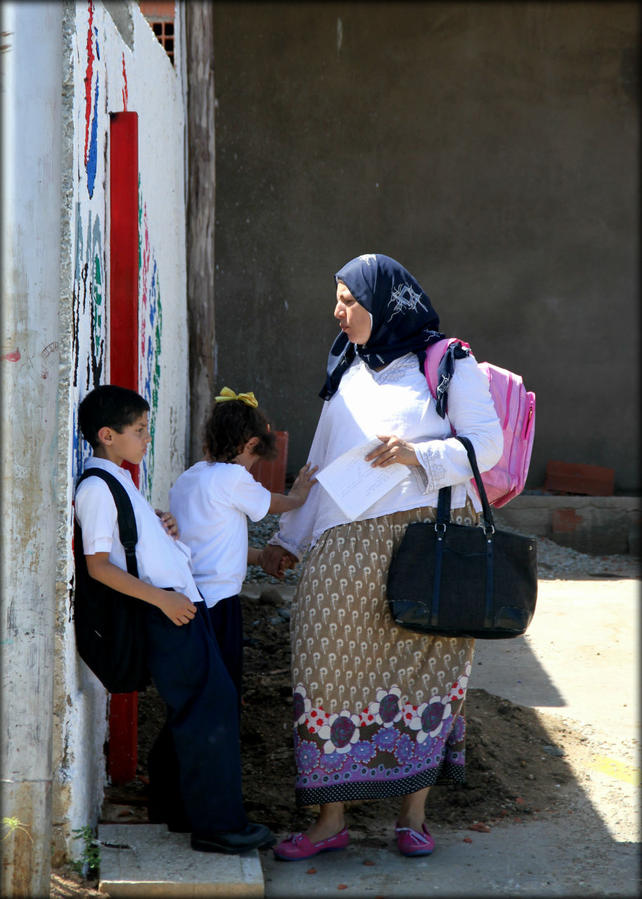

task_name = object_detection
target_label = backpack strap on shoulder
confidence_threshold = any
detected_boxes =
[76,468,139,577]
[424,338,471,418]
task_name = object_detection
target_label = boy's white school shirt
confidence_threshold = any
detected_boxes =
[74,456,202,606]
[169,460,271,608]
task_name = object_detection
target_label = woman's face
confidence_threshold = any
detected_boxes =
[334,281,372,345]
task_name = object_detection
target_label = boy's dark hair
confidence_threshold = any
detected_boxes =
[203,398,277,463]
[79,385,150,449]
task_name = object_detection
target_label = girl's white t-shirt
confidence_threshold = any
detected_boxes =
[169,460,271,607]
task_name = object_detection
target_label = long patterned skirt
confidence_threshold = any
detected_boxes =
[290,502,479,806]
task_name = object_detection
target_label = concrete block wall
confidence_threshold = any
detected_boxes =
[495,495,641,555]
[211,2,639,493]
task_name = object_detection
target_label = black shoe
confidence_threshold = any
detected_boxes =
[191,821,275,854]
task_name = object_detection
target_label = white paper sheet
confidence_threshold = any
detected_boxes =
[315,438,409,521]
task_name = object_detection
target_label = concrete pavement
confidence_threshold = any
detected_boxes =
[474,578,639,742]
[99,577,640,897]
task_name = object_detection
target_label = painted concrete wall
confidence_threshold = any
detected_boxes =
[2,0,186,881]
[0,3,63,893]
[53,0,188,861]
[212,2,639,492]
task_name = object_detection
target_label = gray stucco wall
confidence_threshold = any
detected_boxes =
[212,2,639,491]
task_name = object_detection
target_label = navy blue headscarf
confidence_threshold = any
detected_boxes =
[320,254,460,413]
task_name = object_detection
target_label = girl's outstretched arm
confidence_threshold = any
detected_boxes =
[268,462,318,515]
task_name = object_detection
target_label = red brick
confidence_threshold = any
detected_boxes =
[544,461,615,496]
[253,430,289,493]
[551,508,583,533]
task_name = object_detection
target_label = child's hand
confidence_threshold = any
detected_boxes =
[260,544,297,578]
[156,509,179,539]
[156,589,197,626]
[289,462,318,505]
[277,551,297,576]
[267,463,319,515]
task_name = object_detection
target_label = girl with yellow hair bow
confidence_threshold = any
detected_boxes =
[170,389,317,705]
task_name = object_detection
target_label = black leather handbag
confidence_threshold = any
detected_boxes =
[387,436,537,639]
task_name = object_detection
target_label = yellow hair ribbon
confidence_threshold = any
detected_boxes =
[215,386,258,408]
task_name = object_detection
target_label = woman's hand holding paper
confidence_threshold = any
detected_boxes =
[365,435,420,468]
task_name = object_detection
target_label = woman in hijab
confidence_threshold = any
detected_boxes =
[266,254,503,860]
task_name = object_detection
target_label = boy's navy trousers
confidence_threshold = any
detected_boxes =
[144,601,248,835]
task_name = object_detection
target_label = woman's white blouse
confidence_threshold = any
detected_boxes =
[273,352,503,558]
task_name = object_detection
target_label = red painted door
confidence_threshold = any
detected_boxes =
[108,110,140,784]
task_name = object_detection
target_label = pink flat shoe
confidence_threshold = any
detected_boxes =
[395,822,435,857]
[272,827,350,861]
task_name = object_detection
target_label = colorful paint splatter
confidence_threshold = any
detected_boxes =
[71,0,108,480]
[83,1,99,199]
[71,201,106,479]
[138,178,163,500]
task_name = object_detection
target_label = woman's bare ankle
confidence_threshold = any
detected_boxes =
[307,804,346,842]
[397,787,430,832]
[395,813,425,832]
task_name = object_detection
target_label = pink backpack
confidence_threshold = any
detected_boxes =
[424,338,536,508]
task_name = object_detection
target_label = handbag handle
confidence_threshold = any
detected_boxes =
[436,436,496,534]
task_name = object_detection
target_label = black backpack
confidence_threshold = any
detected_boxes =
[73,468,151,693]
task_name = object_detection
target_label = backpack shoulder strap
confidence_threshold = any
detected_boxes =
[424,338,454,397]
[76,468,139,577]
[424,337,471,416]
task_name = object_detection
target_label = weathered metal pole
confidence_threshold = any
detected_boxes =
[185,1,217,463]
[0,2,62,895]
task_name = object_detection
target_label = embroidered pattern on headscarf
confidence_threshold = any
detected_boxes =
[387,283,431,322]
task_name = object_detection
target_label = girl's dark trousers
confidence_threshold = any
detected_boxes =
[146,600,246,836]
[207,594,243,710]
[146,597,244,835]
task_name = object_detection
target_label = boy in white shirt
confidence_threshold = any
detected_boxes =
[169,388,317,699]
[74,384,274,854]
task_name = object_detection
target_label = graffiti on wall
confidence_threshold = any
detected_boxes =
[83,0,99,199]
[121,51,128,111]
[71,1,106,479]
[72,205,105,390]
[70,0,183,496]
[138,180,163,499]
[71,202,106,478]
